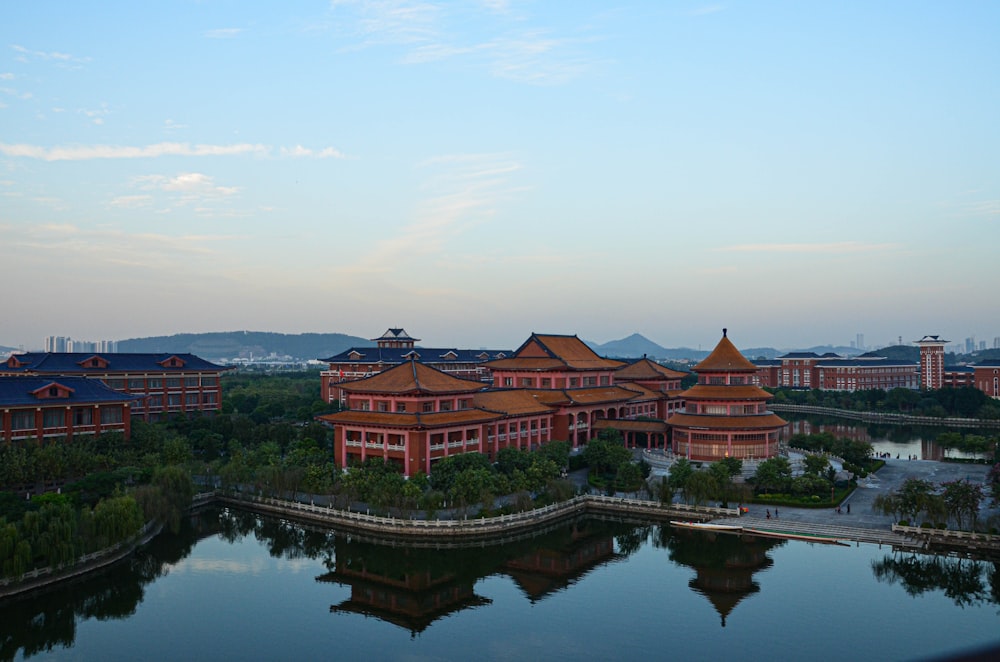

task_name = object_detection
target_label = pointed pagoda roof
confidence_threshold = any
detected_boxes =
[692,329,757,373]
[338,360,486,395]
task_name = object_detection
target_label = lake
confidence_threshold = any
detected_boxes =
[2,507,998,662]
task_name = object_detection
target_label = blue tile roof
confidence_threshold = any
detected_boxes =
[0,376,141,407]
[3,352,225,373]
[321,347,510,363]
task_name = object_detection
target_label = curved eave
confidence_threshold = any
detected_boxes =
[669,412,787,430]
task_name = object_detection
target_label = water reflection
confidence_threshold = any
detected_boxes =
[656,527,784,627]
[872,553,1000,609]
[2,507,999,660]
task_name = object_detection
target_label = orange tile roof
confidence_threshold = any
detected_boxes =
[668,412,787,430]
[473,390,555,416]
[483,357,566,371]
[493,333,625,371]
[680,385,774,400]
[693,331,758,373]
[615,358,688,380]
[563,386,647,405]
[339,360,486,395]
[615,383,662,399]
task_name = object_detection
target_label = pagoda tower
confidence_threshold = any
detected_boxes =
[669,329,786,461]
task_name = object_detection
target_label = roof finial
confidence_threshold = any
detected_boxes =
[723,327,727,337]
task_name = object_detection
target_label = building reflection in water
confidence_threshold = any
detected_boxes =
[663,528,784,627]
[316,519,625,635]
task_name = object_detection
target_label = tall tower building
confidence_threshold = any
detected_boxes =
[915,335,948,390]
[855,333,864,352]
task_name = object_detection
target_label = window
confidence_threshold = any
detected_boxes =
[396,402,407,413]
[184,376,200,387]
[504,377,513,386]
[440,401,452,411]
[148,378,162,389]
[377,401,389,412]
[540,378,551,388]
[43,409,64,428]
[569,378,579,387]
[185,393,200,406]
[166,378,182,388]
[202,376,218,386]
[520,378,533,387]
[11,411,34,430]
[100,407,124,424]
[106,378,126,389]
[128,378,145,390]
[202,393,217,405]
[168,394,181,407]
[148,395,163,408]
[73,408,93,425]
[423,402,434,413]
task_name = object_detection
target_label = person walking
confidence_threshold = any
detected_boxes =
[846,503,850,514]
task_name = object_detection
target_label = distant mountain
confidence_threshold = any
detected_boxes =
[860,345,920,362]
[117,331,371,361]
[587,334,709,361]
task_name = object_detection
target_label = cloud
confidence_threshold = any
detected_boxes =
[0,73,13,80]
[205,28,244,39]
[78,105,110,125]
[0,141,347,161]
[337,152,522,276]
[688,5,724,16]
[333,1,596,85]
[0,87,32,100]
[5,223,233,271]
[10,44,90,67]
[717,242,901,254]
[280,145,348,159]
[109,195,153,209]
[0,141,269,161]
[134,172,240,197]
[163,119,188,131]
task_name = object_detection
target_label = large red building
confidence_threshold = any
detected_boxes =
[318,333,686,475]
[668,330,786,461]
[1,352,227,421]
[320,328,509,404]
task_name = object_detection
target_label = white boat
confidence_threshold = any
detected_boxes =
[670,521,744,533]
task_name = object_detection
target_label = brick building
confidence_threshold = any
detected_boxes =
[1,352,227,421]
[0,376,138,442]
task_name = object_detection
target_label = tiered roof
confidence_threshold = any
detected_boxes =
[486,333,625,372]
[692,330,757,373]
[338,361,487,395]
[615,357,688,381]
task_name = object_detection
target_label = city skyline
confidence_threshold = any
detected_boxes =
[2,2,998,351]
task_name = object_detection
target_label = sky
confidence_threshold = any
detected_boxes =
[2,1,998,353]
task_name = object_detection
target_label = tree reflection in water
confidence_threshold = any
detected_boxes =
[871,553,1000,609]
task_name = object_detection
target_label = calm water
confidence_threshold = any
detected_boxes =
[2,508,998,662]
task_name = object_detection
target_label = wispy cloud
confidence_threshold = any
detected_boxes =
[332,1,597,85]
[280,145,348,159]
[688,5,724,16]
[337,152,523,276]
[10,44,90,67]
[0,141,347,161]
[0,87,32,100]
[0,142,268,161]
[5,223,236,272]
[205,28,244,39]
[163,119,188,131]
[717,242,900,254]
[78,105,110,125]
[0,73,13,80]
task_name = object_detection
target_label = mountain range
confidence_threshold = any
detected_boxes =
[5,331,970,364]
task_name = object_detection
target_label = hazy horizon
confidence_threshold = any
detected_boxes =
[3,2,998,353]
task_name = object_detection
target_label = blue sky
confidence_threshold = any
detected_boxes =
[2,1,998,352]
